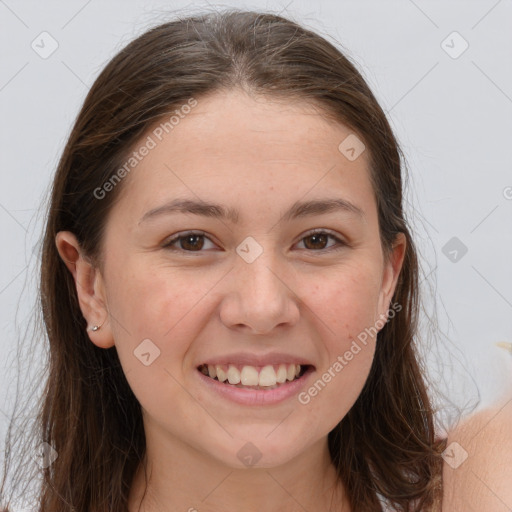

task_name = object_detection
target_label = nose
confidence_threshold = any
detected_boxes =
[219,247,300,335]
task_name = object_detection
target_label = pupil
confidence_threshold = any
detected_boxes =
[306,234,326,250]
[182,234,203,250]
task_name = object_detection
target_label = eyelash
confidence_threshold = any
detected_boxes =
[161,229,348,255]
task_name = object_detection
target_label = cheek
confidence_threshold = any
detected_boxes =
[304,261,383,339]
[105,265,212,428]
[104,263,211,385]
[297,265,380,416]
[107,261,213,338]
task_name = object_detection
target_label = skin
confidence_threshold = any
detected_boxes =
[56,89,406,512]
[442,398,512,511]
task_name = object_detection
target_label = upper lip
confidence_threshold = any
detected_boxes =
[199,352,315,368]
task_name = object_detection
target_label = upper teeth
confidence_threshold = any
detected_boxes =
[201,363,302,387]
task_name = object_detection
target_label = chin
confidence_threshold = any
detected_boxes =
[207,431,315,470]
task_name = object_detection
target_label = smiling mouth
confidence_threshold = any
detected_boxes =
[197,363,311,390]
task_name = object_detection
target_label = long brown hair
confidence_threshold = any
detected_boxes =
[1,8,446,511]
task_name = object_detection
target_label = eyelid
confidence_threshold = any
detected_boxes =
[161,229,348,253]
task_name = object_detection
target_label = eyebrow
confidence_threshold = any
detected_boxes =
[138,197,365,225]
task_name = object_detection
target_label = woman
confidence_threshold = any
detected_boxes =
[2,8,497,511]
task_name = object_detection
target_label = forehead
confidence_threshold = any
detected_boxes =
[114,89,375,221]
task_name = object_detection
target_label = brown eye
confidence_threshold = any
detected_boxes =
[162,230,347,255]
[297,231,346,252]
[179,234,205,251]
[303,233,329,250]
[162,232,216,252]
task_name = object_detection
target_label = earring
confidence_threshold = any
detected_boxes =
[88,320,105,332]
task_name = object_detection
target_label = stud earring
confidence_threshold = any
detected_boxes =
[88,320,105,332]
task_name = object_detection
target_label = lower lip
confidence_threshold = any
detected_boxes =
[195,366,315,406]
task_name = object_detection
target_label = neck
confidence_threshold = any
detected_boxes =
[128,428,349,512]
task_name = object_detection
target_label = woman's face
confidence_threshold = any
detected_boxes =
[71,89,404,469]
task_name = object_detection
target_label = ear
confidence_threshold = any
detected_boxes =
[55,231,114,349]
[376,232,406,322]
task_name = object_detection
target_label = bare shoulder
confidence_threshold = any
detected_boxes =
[441,398,512,511]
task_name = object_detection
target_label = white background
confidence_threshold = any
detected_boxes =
[1,0,511,455]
